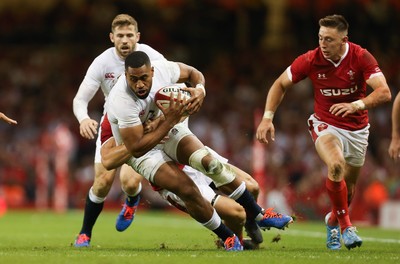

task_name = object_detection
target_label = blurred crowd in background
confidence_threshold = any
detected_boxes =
[0,0,399,225]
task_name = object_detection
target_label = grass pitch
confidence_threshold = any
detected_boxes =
[0,210,399,264]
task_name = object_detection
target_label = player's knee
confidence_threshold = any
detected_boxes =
[328,160,345,181]
[120,172,142,194]
[93,170,115,196]
[245,178,260,199]
[189,148,235,187]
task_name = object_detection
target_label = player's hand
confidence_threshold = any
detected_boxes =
[79,118,98,139]
[256,118,275,144]
[0,112,17,125]
[388,137,400,161]
[156,91,187,125]
[181,86,205,115]
[329,102,359,117]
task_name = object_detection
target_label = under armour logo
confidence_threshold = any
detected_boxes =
[336,209,346,215]
[318,73,326,79]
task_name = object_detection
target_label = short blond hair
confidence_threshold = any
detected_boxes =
[111,14,138,32]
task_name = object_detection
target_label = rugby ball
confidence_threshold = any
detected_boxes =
[154,85,191,109]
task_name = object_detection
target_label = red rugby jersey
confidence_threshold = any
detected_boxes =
[289,42,382,130]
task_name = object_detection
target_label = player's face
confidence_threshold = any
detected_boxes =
[125,64,154,99]
[110,25,140,59]
[318,26,347,62]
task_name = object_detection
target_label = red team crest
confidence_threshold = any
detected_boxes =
[318,123,328,132]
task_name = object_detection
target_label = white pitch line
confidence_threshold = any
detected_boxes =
[284,229,400,244]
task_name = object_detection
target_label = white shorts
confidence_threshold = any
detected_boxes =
[163,122,193,160]
[307,114,370,167]
[127,120,229,185]
[126,145,172,183]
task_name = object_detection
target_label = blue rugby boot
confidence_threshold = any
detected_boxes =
[115,195,140,232]
[224,235,243,251]
[74,233,90,247]
[325,212,341,250]
[342,226,362,250]
[257,208,293,230]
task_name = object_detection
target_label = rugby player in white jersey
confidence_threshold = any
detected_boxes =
[72,14,167,247]
[106,51,294,250]
[99,113,261,250]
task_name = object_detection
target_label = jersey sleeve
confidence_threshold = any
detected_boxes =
[289,51,313,83]
[359,49,383,80]
[73,60,104,123]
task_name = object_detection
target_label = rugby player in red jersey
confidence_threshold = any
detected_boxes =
[256,14,391,250]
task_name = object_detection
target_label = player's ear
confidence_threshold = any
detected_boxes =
[109,32,115,43]
[136,32,141,41]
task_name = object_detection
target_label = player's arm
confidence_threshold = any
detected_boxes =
[120,93,187,158]
[362,74,392,109]
[0,112,17,125]
[389,92,400,161]
[176,62,206,115]
[73,81,101,139]
[330,74,392,117]
[101,137,131,170]
[256,70,294,144]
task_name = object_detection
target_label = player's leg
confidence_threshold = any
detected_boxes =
[315,133,362,249]
[315,133,347,250]
[115,164,143,231]
[74,162,117,247]
[154,161,242,251]
[229,165,263,244]
[230,164,260,199]
[165,124,292,231]
[213,195,245,240]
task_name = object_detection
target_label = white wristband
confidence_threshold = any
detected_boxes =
[263,110,274,120]
[195,83,206,96]
[351,99,365,111]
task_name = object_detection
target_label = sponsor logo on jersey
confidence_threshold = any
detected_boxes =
[317,73,327,79]
[105,72,115,79]
[320,86,358,96]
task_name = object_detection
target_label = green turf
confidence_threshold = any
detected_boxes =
[0,210,399,264]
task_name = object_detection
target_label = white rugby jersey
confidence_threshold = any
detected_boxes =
[106,59,180,145]
[73,43,165,123]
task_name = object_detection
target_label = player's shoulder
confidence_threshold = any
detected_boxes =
[303,47,320,62]
[92,47,119,65]
[136,43,166,61]
[348,42,369,57]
